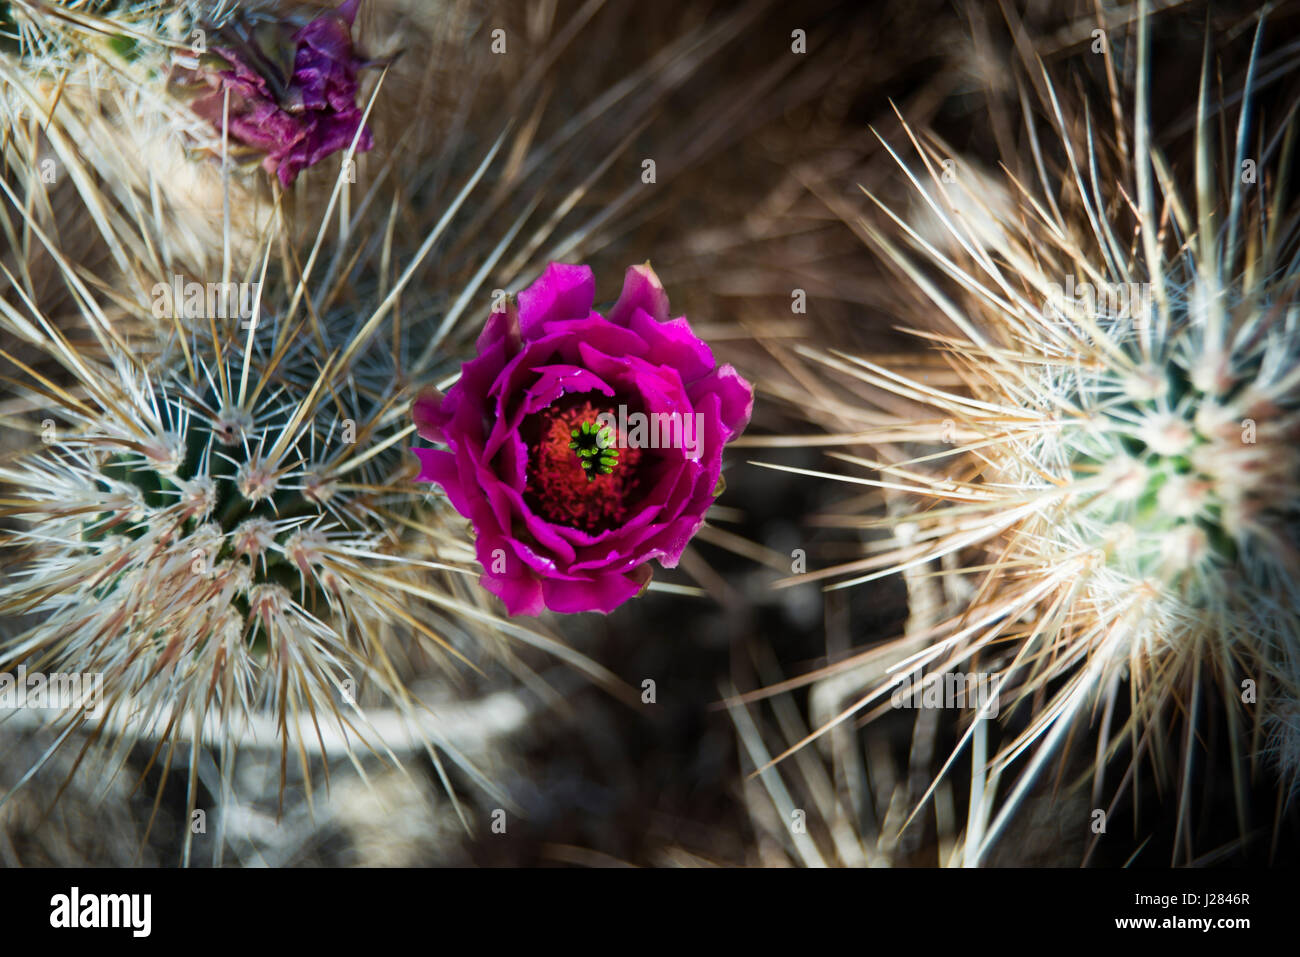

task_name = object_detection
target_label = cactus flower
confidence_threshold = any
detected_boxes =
[413,263,753,615]
[186,0,373,186]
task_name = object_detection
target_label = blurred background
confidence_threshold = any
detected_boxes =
[3,0,1299,866]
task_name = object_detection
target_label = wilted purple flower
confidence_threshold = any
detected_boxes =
[187,0,373,186]
[413,263,753,616]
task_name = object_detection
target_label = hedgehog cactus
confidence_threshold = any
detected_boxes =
[1,0,803,868]
[0,276,488,857]
[781,8,1300,862]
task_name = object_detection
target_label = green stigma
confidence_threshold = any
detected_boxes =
[568,419,620,480]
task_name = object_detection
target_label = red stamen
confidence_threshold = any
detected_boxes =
[523,396,643,533]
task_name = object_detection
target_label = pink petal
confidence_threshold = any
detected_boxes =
[688,363,753,440]
[608,263,670,325]
[412,387,449,442]
[517,263,596,339]
[540,566,651,614]
[337,0,362,27]
[476,297,522,352]
[628,308,714,382]
[522,365,615,414]
[478,542,546,616]
[412,447,457,490]
[539,315,649,358]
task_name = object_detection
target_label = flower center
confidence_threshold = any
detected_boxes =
[569,420,620,479]
[523,396,643,533]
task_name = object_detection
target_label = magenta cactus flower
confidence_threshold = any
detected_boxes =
[187,0,373,186]
[413,263,753,615]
